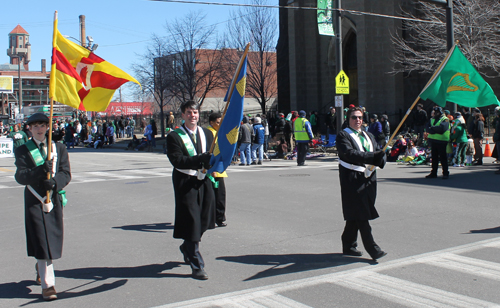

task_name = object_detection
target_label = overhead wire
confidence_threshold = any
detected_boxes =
[148,0,445,25]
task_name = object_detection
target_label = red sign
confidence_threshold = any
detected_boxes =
[97,102,154,116]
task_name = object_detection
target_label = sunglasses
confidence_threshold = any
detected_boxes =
[350,116,363,120]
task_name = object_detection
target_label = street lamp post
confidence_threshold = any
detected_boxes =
[419,0,455,112]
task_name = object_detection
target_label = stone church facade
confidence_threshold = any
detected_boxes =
[277,0,440,122]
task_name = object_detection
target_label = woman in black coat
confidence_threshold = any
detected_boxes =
[336,107,387,261]
[14,113,71,300]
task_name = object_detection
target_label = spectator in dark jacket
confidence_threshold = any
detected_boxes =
[368,114,384,146]
[472,113,485,165]
[251,117,265,165]
[414,103,427,144]
[238,117,252,165]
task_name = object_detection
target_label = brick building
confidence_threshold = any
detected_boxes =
[1,25,51,117]
[157,48,277,114]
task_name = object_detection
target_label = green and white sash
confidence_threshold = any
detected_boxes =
[174,126,206,176]
[25,140,67,207]
[338,127,377,177]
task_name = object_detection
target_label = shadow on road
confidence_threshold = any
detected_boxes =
[112,222,174,233]
[467,226,500,234]
[380,166,499,194]
[0,280,39,300]
[56,261,186,281]
[217,253,372,281]
[1,262,187,303]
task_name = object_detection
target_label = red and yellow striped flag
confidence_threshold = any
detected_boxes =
[49,12,140,111]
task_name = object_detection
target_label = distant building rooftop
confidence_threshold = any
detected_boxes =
[0,64,25,71]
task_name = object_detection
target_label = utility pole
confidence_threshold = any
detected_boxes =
[420,0,455,112]
[79,15,87,48]
[334,0,343,134]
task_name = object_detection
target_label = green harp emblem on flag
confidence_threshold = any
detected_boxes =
[447,73,479,93]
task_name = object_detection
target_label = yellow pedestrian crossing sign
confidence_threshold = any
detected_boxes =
[335,70,349,94]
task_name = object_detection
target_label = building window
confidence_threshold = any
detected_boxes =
[26,80,30,85]
[40,80,44,85]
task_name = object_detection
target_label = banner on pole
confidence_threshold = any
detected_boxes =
[0,138,14,158]
[317,0,334,36]
[0,76,13,94]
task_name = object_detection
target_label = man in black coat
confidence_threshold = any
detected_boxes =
[337,107,387,261]
[14,113,71,301]
[166,100,214,280]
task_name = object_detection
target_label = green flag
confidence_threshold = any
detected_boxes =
[419,45,500,108]
[317,0,334,36]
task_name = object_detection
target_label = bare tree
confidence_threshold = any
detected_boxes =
[132,34,177,137]
[226,0,278,114]
[162,11,227,109]
[391,0,500,77]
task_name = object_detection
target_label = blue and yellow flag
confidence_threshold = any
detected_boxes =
[207,55,248,174]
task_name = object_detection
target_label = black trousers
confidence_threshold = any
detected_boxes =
[297,142,309,165]
[214,177,226,223]
[430,141,449,176]
[341,220,382,257]
[181,241,204,270]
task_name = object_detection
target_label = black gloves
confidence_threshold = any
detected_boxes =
[373,151,386,167]
[43,178,56,191]
[42,159,53,173]
[199,152,212,169]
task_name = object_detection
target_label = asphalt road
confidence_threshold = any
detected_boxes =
[1,146,500,307]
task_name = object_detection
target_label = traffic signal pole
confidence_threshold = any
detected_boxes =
[334,0,344,134]
[420,0,455,112]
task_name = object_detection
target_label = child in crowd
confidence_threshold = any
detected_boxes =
[401,140,418,163]
[466,136,474,166]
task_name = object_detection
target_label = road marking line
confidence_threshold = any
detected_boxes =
[86,171,145,180]
[417,253,500,281]
[336,271,497,308]
[0,167,13,172]
[152,237,500,308]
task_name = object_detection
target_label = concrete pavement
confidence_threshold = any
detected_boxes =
[1,148,500,307]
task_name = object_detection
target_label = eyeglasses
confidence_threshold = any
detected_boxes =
[350,116,363,120]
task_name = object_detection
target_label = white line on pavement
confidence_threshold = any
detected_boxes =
[152,237,500,308]
[336,271,497,308]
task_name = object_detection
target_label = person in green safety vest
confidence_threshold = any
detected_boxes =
[425,106,451,179]
[294,110,314,166]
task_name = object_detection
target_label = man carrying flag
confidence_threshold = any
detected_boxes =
[207,112,228,227]
[166,100,214,280]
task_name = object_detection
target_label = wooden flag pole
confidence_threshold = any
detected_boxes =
[45,10,57,203]
[45,98,54,203]
[208,42,250,154]
[367,45,457,173]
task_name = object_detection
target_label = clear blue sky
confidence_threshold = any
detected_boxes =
[1,0,276,100]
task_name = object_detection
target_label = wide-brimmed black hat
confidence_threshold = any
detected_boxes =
[26,113,49,124]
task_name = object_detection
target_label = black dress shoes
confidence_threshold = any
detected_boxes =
[425,173,437,178]
[179,245,190,265]
[370,251,387,261]
[192,268,209,280]
[216,222,227,227]
[343,248,363,256]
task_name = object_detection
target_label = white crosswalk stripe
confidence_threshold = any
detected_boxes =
[335,271,497,308]
[153,237,500,308]
[417,253,500,281]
